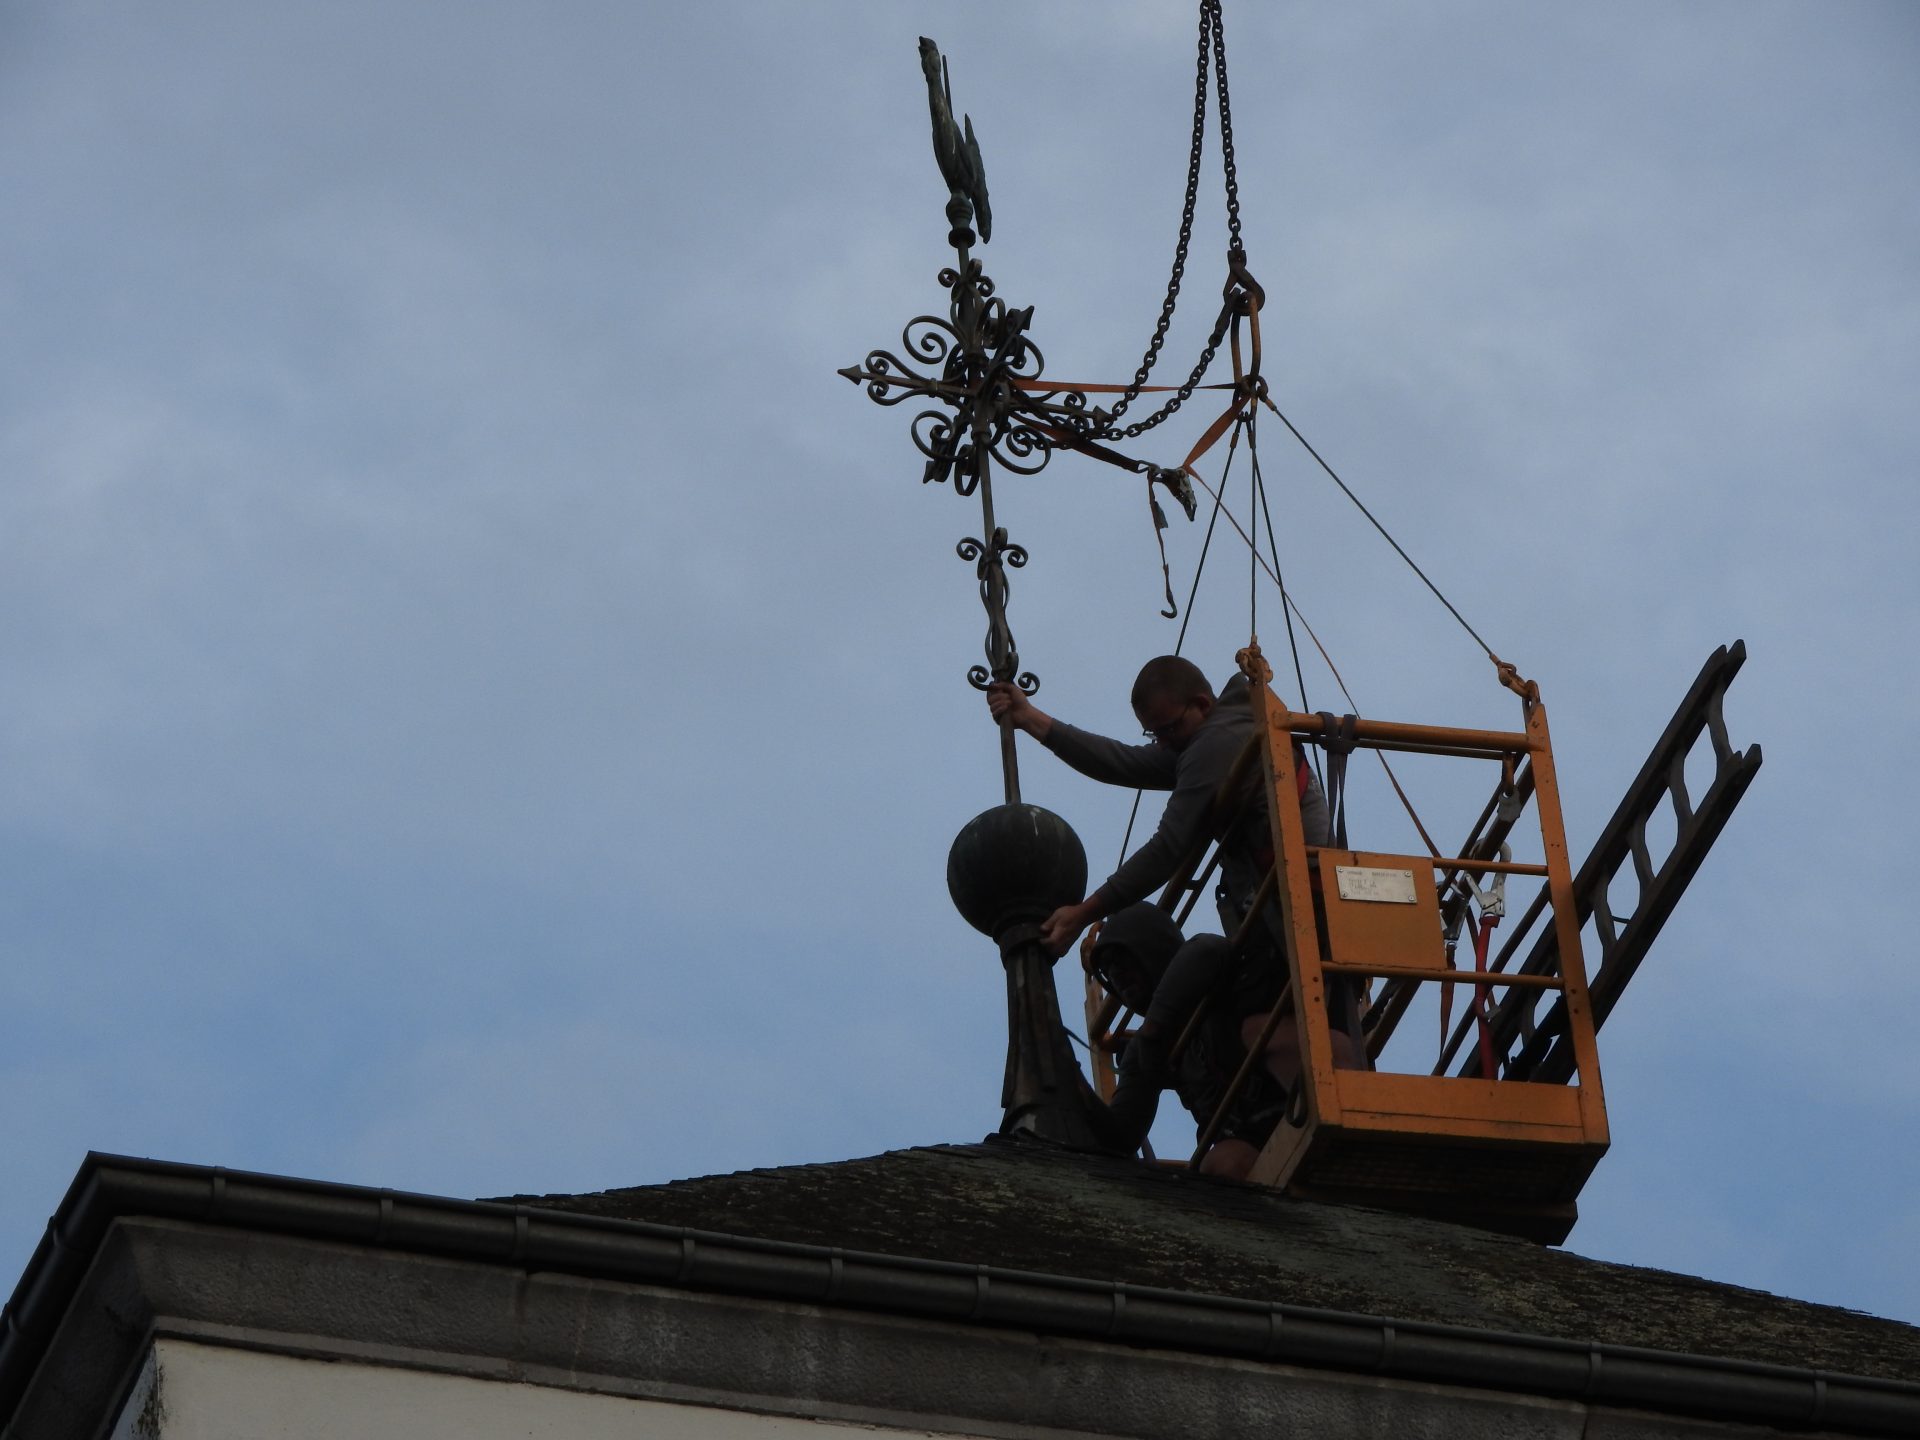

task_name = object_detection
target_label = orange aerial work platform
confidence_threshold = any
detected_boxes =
[1087,642,1610,1244]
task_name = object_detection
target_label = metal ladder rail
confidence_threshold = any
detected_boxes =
[1461,642,1762,1082]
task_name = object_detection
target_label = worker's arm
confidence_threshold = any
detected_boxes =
[987,681,1178,790]
[1042,721,1180,790]
[1035,723,1238,955]
[986,681,1180,792]
[1095,721,1239,911]
[1039,892,1110,955]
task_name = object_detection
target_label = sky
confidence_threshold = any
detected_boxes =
[3,1,1917,1330]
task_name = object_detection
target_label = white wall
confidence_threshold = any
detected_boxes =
[111,1340,981,1440]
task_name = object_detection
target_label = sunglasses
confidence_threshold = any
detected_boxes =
[1139,699,1197,743]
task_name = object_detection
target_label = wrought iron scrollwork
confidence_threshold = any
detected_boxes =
[957,531,1038,697]
[849,278,1090,494]
[838,37,1146,803]
[838,140,1088,732]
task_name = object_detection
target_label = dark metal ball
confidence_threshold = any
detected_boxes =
[947,803,1087,941]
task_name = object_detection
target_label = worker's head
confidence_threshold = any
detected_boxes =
[1131,655,1214,752]
[1086,903,1186,1012]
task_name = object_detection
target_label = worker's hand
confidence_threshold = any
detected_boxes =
[1040,900,1098,958]
[984,681,1028,724]
[985,682,1052,739]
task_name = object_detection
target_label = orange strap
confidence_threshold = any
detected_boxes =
[1011,378,1239,395]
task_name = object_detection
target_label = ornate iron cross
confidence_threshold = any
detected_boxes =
[839,33,1263,1149]
[839,39,1114,805]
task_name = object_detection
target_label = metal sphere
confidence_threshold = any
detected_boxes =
[947,803,1087,942]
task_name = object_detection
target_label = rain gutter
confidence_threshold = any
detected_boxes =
[3,1154,1916,1436]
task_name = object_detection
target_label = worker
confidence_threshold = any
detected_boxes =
[1080,903,1288,1179]
[986,654,1366,1073]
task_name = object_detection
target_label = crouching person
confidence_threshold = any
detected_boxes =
[1081,903,1292,1181]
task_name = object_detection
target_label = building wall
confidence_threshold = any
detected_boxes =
[111,1340,972,1440]
[17,1218,1867,1440]
[107,1336,1799,1440]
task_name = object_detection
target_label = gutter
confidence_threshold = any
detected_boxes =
[3,1154,1916,1436]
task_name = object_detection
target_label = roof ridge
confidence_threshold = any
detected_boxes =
[488,1137,1005,1207]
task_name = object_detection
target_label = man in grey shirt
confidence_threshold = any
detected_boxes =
[985,654,1328,954]
[1081,903,1291,1179]
[987,655,1364,1079]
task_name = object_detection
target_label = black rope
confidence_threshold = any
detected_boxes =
[1280,584,1445,861]
[1116,418,1237,866]
[1247,417,1258,640]
[1265,399,1496,661]
[1174,467,1225,654]
[1178,454,1447,859]
[1250,413,1325,791]
[1115,790,1147,868]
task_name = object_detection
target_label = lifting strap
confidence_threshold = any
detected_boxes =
[1315,712,1358,850]
[1470,909,1500,1079]
[1441,855,1507,1070]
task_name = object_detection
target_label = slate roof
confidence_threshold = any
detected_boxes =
[505,1133,1920,1385]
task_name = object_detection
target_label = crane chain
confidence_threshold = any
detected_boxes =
[1092,0,1246,442]
[1211,0,1243,255]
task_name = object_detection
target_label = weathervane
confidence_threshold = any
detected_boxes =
[839,28,1269,1148]
[841,22,1254,800]
[841,39,1104,1146]
[839,39,1122,808]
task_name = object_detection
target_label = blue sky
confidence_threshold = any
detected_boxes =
[3,2,1917,1327]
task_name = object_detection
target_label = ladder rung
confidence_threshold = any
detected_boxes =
[1321,961,1563,990]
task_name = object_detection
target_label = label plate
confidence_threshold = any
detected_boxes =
[1334,865,1418,904]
